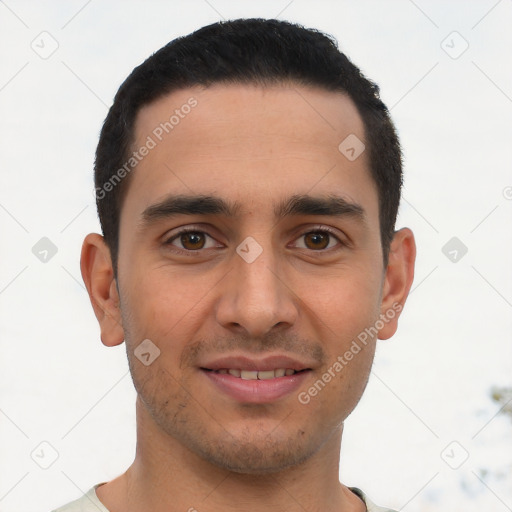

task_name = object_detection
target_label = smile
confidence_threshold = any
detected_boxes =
[201,367,311,403]
[207,368,303,379]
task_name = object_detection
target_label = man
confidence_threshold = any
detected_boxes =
[53,18,415,512]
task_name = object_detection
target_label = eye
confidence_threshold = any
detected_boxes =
[165,229,218,251]
[163,226,344,253]
[293,228,342,251]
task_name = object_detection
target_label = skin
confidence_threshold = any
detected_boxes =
[81,83,416,512]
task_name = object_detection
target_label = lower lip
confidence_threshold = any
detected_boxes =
[201,369,311,404]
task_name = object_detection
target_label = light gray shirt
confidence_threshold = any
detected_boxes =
[51,482,398,512]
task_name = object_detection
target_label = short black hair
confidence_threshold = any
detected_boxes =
[94,18,402,274]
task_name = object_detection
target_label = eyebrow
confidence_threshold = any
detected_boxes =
[139,193,365,227]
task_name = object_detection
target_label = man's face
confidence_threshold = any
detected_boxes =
[115,83,390,473]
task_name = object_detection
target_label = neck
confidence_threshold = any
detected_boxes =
[97,396,365,512]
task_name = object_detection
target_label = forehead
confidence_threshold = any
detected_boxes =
[123,83,377,223]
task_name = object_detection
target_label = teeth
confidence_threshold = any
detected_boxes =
[216,368,297,379]
[241,370,259,380]
[257,370,275,380]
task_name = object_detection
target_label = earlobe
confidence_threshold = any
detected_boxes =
[378,228,416,340]
[80,233,125,347]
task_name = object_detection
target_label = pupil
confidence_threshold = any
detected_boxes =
[183,232,204,249]
[306,232,328,249]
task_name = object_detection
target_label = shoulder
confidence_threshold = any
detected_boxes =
[51,483,110,512]
[349,487,398,512]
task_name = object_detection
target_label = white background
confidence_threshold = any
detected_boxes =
[0,1,511,511]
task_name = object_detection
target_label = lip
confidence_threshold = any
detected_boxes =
[201,368,311,404]
[199,354,315,404]
[199,354,314,372]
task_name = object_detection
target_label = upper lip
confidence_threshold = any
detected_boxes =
[200,354,315,372]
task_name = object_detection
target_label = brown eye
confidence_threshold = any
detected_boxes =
[166,230,217,251]
[293,229,342,251]
[303,232,330,250]
[180,232,205,250]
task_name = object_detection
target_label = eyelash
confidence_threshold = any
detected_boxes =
[163,226,345,254]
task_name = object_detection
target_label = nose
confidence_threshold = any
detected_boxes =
[215,241,299,338]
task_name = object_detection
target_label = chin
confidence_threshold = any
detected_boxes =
[188,428,322,475]
[201,446,313,475]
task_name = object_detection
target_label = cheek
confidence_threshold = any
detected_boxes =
[299,263,383,336]
[120,266,211,352]
[297,264,382,406]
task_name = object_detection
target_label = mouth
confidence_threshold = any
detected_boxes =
[200,366,312,403]
[201,368,309,379]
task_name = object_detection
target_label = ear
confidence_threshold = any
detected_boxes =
[378,228,416,340]
[80,233,125,347]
